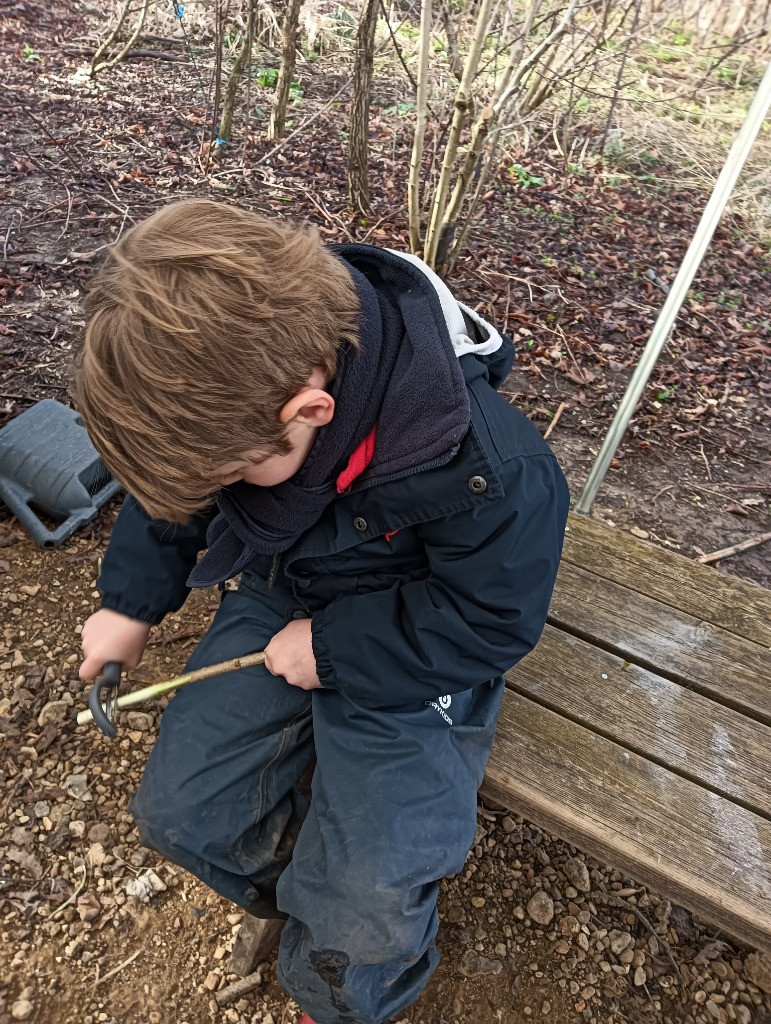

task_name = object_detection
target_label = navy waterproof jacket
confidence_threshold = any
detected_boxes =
[98,338,570,712]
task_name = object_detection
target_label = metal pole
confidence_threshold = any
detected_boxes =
[576,59,771,515]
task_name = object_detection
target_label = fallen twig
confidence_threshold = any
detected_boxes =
[51,863,87,918]
[697,532,771,565]
[652,483,674,503]
[253,80,350,169]
[543,402,567,440]
[602,891,683,980]
[94,948,142,987]
[214,969,264,1006]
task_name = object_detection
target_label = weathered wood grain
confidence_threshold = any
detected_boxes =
[548,561,771,722]
[562,514,771,648]
[508,625,771,819]
[483,691,771,954]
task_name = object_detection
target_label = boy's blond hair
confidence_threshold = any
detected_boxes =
[74,199,360,523]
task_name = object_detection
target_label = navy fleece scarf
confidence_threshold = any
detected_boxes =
[188,246,470,588]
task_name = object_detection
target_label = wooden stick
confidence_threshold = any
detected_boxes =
[77,652,266,726]
[697,531,771,565]
[93,948,142,988]
[214,969,264,1006]
[543,402,567,440]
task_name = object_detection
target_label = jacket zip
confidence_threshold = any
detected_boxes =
[344,444,461,498]
[267,553,281,589]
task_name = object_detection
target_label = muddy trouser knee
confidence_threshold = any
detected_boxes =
[129,571,504,1022]
[275,680,505,1024]
[129,574,314,917]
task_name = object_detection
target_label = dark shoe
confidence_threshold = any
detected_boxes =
[227,916,284,976]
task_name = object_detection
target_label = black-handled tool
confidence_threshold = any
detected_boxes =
[79,651,267,737]
[87,661,122,737]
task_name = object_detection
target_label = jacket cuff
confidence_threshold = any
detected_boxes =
[100,592,166,627]
[311,613,336,689]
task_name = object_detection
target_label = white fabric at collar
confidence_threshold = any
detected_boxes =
[386,249,504,359]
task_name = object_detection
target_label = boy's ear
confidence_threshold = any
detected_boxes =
[278,387,335,427]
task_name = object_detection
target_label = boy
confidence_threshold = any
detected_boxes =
[74,199,569,1024]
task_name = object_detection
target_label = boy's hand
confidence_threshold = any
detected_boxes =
[265,619,321,690]
[79,608,152,680]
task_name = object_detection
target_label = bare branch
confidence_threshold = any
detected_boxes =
[423,0,497,267]
[408,0,433,252]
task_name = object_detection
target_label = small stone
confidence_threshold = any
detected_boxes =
[459,950,503,977]
[38,700,69,727]
[126,711,154,732]
[470,896,485,908]
[608,929,633,955]
[88,823,111,845]
[11,1000,34,1021]
[563,857,590,892]
[527,891,554,926]
[77,893,102,922]
[63,774,91,802]
[734,1007,752,1024]
[633,966,646,986]
[553,939,570,955]
[20,584,42,597]
[581,986,596,1000]
[745,952,771,994]
[501,816,517,833]
[559,915,580,936]
[541,1001,551,1015]
[203,971,219,991]
[88,843,107,868]
[125,869,167,902]
[33,801,50,818]
[226,913,242,926]
[630,526,649,539]
[69,820,87,838]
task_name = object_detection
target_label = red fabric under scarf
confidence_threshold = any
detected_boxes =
[335,425,377,494]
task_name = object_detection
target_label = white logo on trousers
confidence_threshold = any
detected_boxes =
[426,694,453,724]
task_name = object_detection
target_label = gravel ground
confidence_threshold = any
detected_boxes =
[2,517,771,1024]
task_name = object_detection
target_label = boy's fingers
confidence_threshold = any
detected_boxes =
[79,655,107,681]
[79,659,97,681]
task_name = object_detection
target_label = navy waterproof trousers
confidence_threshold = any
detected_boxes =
[130,570,505,1024]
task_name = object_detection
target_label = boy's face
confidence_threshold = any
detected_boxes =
[212,370,334,490]
[213,426,314,489]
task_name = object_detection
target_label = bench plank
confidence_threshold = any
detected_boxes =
[561,514,771,648]
[548,561,771,723]
[483,691,771,954]
[507,625,771,819]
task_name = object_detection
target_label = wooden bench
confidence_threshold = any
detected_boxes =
[483,513,771,954]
